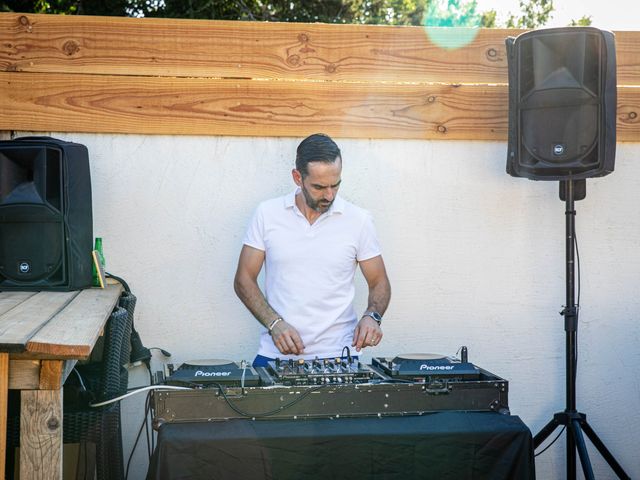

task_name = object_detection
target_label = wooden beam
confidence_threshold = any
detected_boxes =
[616,31,640,86]
[8,359,40,390]
[39,360,64,390]
[20,389,63,479]
[27,285,123,359]
[1,14,639,85]
[0,13,518,84]
[1,14,639,140]
[0,71,507,139]
[1,71,639,141]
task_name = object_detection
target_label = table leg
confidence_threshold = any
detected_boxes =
[0,353,8,480]
[20,389,63,480]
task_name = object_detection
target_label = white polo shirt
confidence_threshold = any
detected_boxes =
[243,188,382,359]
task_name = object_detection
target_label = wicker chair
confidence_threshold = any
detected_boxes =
[117,291,136,391]
[68,305,129,480]
[6,301,131,480]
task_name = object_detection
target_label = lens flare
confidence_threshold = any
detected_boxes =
[424,0,482,50]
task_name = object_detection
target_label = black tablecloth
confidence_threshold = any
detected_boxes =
[147,412,535,480]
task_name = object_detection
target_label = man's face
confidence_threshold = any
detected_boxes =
[294,158,342,214]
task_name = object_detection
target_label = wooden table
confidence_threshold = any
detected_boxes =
[0,283,123,479]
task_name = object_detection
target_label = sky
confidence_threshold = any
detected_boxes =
[475,0,640,30]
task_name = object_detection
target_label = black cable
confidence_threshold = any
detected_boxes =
[208,382,328,418]
[105,272,131,292]
[144,395,153,462]
[149,347,172,357]
[535,426,566,457]
[574,230,581,379]
[151,399,156,454]
[125,390,152,480]
[575,231,581,311]
[370,378,414,384]
[341,346,352,363]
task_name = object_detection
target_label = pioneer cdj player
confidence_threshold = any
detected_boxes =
[372,353,481,380]
[153,348,509,425]
[165,359,261,387]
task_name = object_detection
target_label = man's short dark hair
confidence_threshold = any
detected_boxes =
[295,133,341,178]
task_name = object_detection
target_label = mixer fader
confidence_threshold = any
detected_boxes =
[267,357,382,385]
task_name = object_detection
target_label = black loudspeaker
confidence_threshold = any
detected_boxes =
[0,137,93,291]
[506,27,617,180]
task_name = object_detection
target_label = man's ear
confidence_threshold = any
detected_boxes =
[292,168,303,186]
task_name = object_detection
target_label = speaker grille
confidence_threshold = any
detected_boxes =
[0,218,64,283]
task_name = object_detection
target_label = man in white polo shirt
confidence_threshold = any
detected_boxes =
[234,133,391,367]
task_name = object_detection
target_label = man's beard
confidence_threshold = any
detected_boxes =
[301,185,333,213]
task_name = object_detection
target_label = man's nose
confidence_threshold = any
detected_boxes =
[325,188,337,201]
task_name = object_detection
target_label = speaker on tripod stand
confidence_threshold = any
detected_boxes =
[506,27,629,480]
[0,137,93,291]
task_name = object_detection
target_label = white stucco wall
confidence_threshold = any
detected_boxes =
[7,132,640,479]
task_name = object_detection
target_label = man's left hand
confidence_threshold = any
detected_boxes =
[352,316,383,352]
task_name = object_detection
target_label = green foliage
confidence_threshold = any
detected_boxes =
[1,0,577,30]
[480,9,497,28]
[127,0,427,24]
[569,15,592,26]
[505,0,554,28]
[2,0,129,15]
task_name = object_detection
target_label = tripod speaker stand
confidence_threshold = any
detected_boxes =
[531,180,629,480]
[505,27,630,479]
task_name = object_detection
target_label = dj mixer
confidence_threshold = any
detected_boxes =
[153,349,509,424]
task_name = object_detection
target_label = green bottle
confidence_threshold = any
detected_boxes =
[92,237,106,286]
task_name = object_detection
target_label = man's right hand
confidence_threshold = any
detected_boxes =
[271,320,305,355]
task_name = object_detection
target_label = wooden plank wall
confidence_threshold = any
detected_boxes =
[0,13,639,141]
